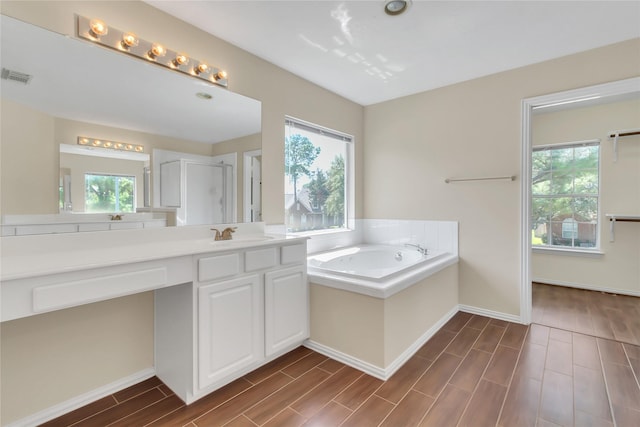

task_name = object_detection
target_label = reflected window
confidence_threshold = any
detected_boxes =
[284,117,353,234]
[531,141,599,249]
[85,173,135,213]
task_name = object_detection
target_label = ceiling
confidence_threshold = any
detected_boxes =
[145,1,640,106]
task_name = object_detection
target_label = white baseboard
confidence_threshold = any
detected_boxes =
[533,278,640,298]
[458,304,524,324]
[6,368,155,427]
[304,305,459,381]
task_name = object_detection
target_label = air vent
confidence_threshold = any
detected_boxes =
[1,68,32,85]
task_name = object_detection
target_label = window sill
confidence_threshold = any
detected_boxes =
[532,246,604,258]
[287,227,354,238]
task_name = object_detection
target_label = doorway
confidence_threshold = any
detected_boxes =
[520,77,640,324]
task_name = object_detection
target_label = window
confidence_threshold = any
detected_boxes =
[532,141,599,249]
[85,173,135,213]
[285,117,352,233]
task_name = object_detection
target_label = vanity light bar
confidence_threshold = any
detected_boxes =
[76,16,228,88]
[77,136,144,153]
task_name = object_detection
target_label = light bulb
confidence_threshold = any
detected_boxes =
[148,43,166,59]
[121,33,139,49]
[173,54,189,67]
[194,63,209,74]
[89,19,108,38]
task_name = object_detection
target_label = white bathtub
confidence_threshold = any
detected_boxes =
[307,244,458,298]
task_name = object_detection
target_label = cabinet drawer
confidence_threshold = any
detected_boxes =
[245,247,277,272]
[198,253,241,282]
[281,244,306,265]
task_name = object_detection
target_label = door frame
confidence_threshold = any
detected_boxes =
[519,77,640,324]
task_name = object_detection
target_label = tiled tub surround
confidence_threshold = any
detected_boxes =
[1,223,310,426]
[306,219,460,380]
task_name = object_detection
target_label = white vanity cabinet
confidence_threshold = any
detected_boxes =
[154,241,308,404]
[197,274,263,390]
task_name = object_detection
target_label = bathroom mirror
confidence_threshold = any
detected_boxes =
[0,15,261,223]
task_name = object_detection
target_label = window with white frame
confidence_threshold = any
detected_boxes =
[285,117,352,234]
[531,141,600,249]
[85,173,135,213]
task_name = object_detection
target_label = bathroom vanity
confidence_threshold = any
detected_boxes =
[0,223,309,405]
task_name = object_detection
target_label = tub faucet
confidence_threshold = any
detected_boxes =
[405,243,428,255]
[212,227,237,241]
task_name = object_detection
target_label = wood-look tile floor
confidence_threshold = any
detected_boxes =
[533,282,640,346]
[41,309,640,427]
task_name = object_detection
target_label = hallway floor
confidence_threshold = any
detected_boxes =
[532,282,640,346]
[41,287,640,426]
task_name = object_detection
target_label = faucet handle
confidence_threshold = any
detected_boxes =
[211,228,222,241]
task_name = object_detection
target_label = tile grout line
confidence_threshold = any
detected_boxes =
[455,319,512,427]
[595,337,619,427]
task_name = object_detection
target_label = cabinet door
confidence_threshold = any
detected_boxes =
[264,266,309,357]
[198,274,263,390]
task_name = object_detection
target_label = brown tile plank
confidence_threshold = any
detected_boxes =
[302,401,352,427]
[444,326,482,357]
[548,327,572,343]
[515,342,546,381]
[243,346,312,384]
[527,323,550,346]
[413,352,462,398]
[316,358,346,374]
[333,374,383,410]
[375,354,432,404]
[262,408,306,427]
[416,329,456,360]
[244,368,330,425]
[611,405,640,427]
[457,379,507,427]
[466,315,490,330]
[107,395,184,427]
[489,318,508,328]
[39,395,118,427]
[193,372,293,427]
[498,376,541,427]
[483,345,519,386]
[341,395,395,427]
[601,361,640,411]
[73,388,166,427]
[281,352,328,379]
[574,410,614,427]
[448,349,491,392]
[539,370,573,426]
[113,376,163,403]
[572,333,601,369]
[158,384,173,397]
[380,390,434,427]
[419,385,470,426]
[290,366,362,418]
[473,324,505,353]
[500,323,528,349]
[624,342,640,360]
[442,311,472,333]
[147,377,253,426]
[573,365,613,422]
[224,414,259,427]
[598,338,629,365]
[545,337,573,376]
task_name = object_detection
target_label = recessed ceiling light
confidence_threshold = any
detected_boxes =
[384,0,411,16]
[196,92,213,100]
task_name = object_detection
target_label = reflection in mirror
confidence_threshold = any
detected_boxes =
[0,15,261,231]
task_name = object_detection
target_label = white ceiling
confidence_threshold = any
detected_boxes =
[146,0,640,106]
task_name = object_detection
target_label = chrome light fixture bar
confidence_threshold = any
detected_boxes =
[77,136,144,153]
[77,16,228,88]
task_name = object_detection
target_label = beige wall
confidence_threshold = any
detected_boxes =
[532,98,640,295]
[0,292,154,424]
[364,38,640,317]
[0,1,363,423]
[1,99,58,214]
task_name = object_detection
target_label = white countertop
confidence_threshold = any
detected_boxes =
[0,224,307,281]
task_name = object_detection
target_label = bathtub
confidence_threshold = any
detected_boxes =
[307,244,458,298]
